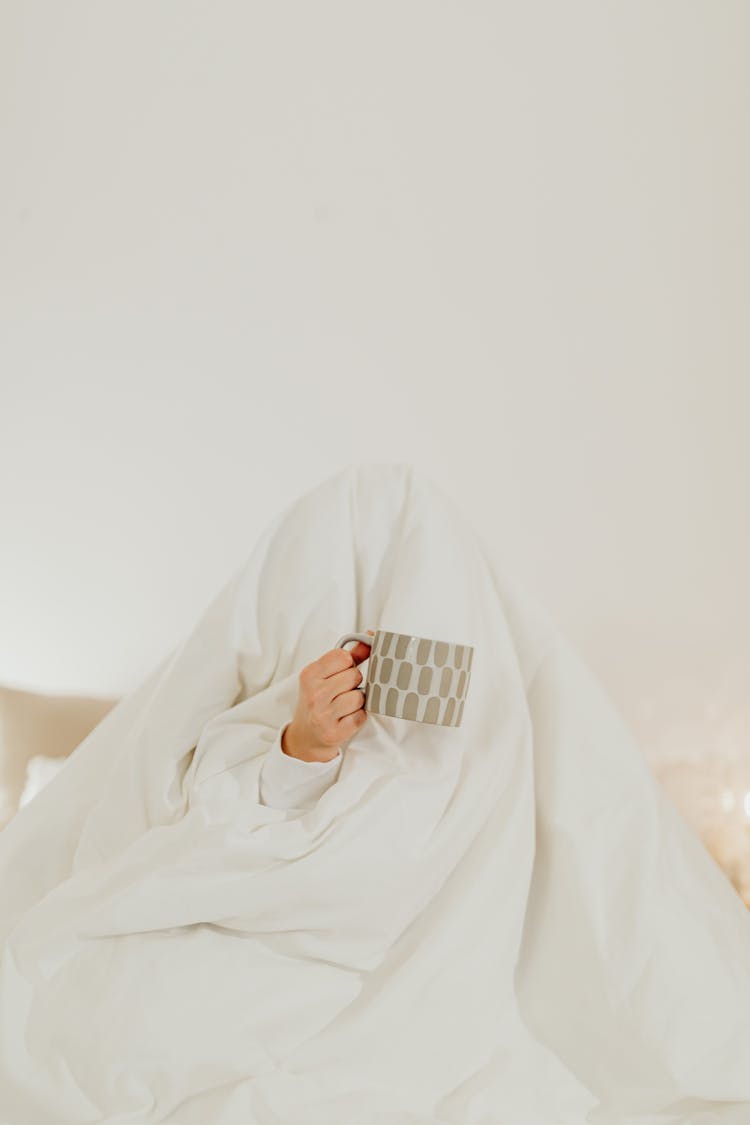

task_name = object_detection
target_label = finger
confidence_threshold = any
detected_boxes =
[335,688,368,724]
[337,706,367,738]
[346,640,372,665]
[322,665,363,703]
[317,639,372,679]
[315,647,358,679]
[332,689,366,721]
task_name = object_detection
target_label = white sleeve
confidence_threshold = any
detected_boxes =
[258,723,343,811]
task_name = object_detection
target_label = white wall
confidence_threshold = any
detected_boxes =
[1,2,748,764]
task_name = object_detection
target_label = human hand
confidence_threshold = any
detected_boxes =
[281,630,375,762]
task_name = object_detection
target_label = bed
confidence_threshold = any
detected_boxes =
[3,681,747,908]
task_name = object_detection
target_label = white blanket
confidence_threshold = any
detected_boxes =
[1,462,749,1124]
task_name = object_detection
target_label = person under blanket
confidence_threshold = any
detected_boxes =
[2,461,750,1125]
[258,632,373,811]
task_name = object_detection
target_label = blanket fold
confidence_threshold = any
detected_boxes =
[1,461,748,1124]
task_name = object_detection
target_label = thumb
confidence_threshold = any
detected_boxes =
[349,631,375,665]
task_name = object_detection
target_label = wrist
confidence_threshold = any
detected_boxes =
[281,722,340,764]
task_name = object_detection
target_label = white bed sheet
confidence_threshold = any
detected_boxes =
[1,461,749,1124]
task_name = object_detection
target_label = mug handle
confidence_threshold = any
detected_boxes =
[335,632,374,693]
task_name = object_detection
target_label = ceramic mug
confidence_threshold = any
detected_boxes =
[334,629,474,727]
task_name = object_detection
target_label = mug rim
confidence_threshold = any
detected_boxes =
[373,629,474,650]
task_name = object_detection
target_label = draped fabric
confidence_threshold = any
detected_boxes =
[1,461,749,1124]
[257,723,343,812]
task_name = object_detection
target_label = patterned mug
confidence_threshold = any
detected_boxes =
[335,629,474,727]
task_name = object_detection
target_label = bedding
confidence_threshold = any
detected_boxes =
[1,461,749,1124]
[257,723,343,812]
[18,753,70,810]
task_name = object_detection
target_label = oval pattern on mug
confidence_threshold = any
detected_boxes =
[443,697,456,726]
[418,665,433,695]
[370,654,379,682]
[381,632,395,657]
[424,696,441,724]
[403,692,419,721]
[454,645,465,668]
[385,687,399,717]
[369,682,382,715]
[395,634,410,659]
[416,638,431,665]
[380,657,393,684]
[397,661,413,690]
[439,666,453,698]
[434,641,449,667]
[456,668,466,698]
